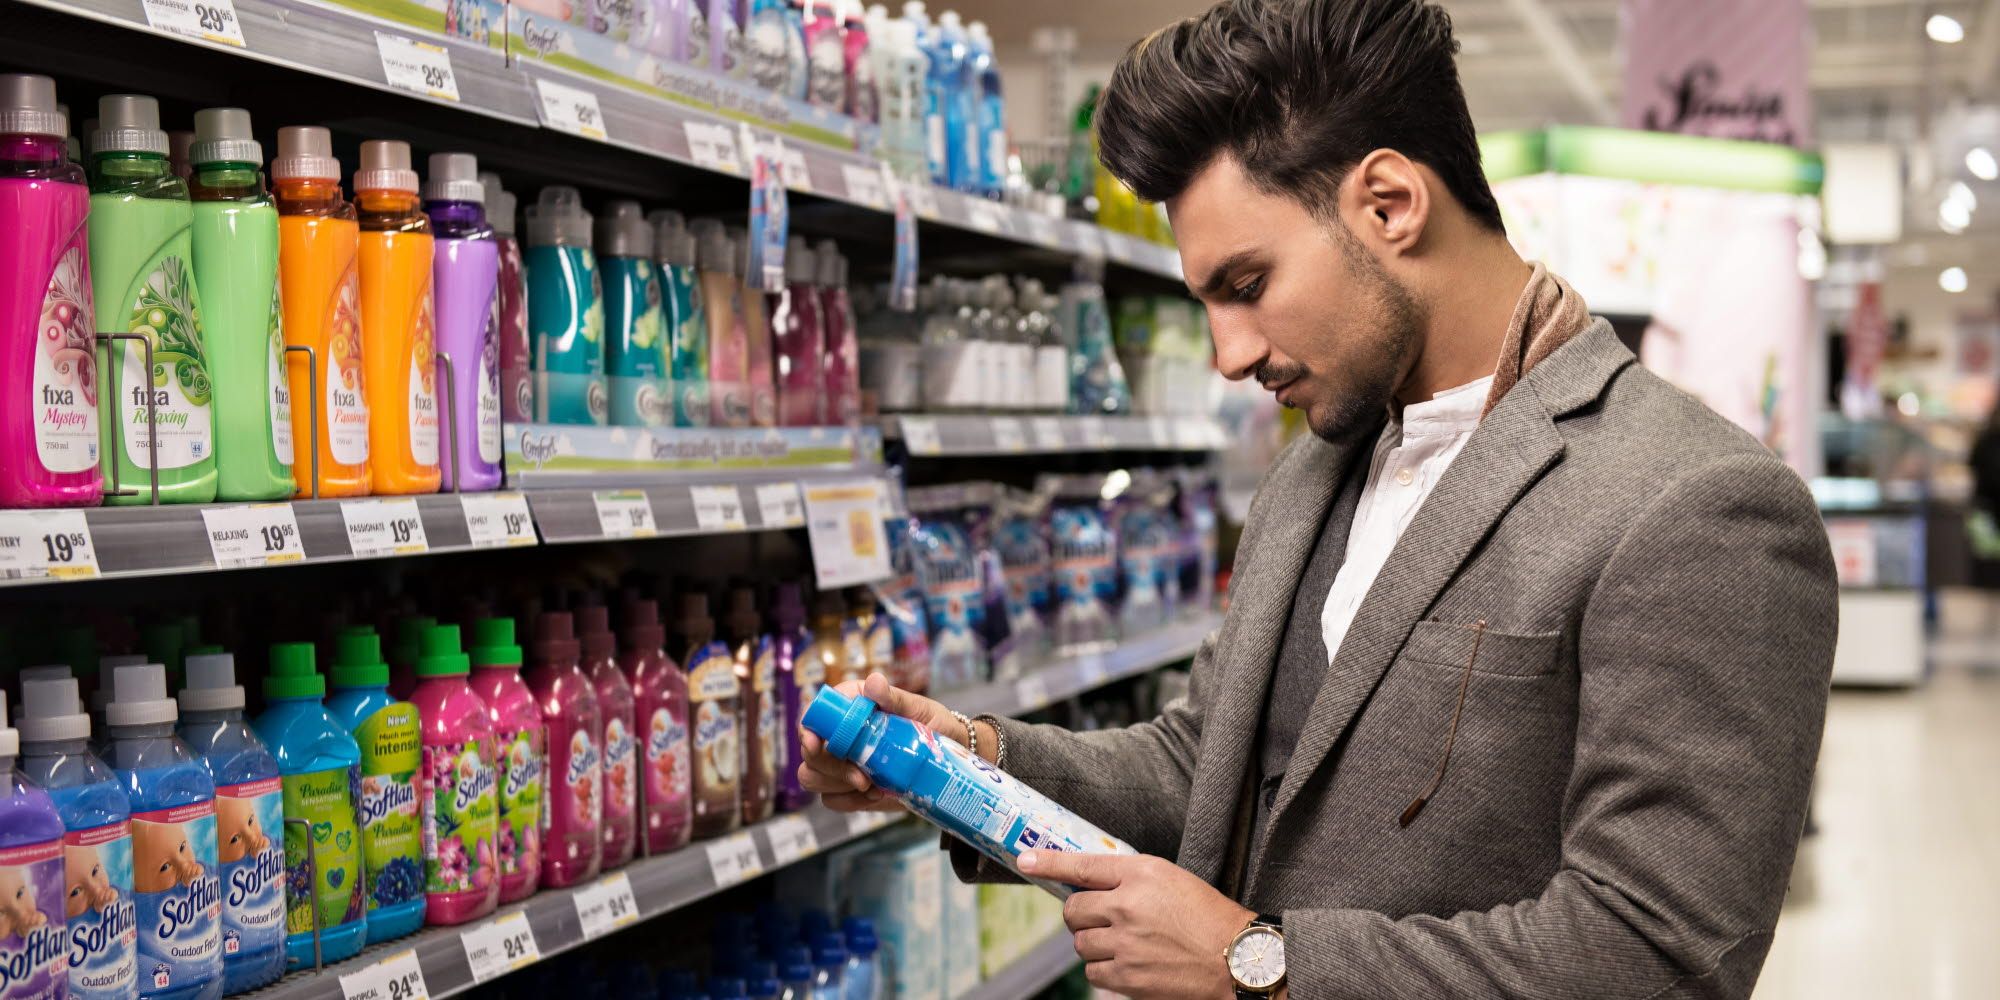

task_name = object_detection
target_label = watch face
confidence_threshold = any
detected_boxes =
[1229,927,1286,990]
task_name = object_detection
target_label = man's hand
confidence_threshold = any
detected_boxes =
[796,672,962,813]
[1021,850,1255,999]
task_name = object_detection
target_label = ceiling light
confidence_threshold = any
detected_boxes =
[1969,147,1998,180]
[1929,14,1965,43]
[1940,198,1972,231]
[1940,266,1969,293]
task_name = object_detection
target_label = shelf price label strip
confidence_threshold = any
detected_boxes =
[461,910,541,984]
[461,492,538,547]
[706,831,766,888]
[375,32,460,102]
[0,510,99,581]
[573,872,640,941]
[139,0,245,47]
[342,497,430,557]
[339,949,429,1000]
[201,503,304,568]
[593,490,659,539]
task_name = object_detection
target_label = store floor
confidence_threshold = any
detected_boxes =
[1753,623,2000,999]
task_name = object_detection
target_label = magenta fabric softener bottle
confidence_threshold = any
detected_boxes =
[423,153,503,491]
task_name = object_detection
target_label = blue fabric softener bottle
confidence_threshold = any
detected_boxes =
[176,652,286,993]
[17,671,140,1000]
[100,663,226,1000]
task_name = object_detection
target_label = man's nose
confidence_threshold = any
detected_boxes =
[1207,311,1265,381]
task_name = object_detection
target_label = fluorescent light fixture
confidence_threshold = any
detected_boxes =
[1969,147,1998,181]
[1940,266,1969,293]
[1929,14,1965,43]
[1940,198,1972,231]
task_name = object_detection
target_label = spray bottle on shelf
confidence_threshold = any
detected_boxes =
[188,108,293,502]
[90,95,217,505]
[423,153,503,491]
[480,172,532,424]
[652,211,710,427]
[620,599,690,855]
[253,644,366,967]
[273,127,368,497]
[526,186,607,426]
[579,605,636,868]
[0,75,100,508]
[599,201,668,427]
[0,690,69,1000]
[410,626,498,925]
[16,673,139,1000]
[679,593,741,839]
[176,653,287,991]
[355,140,440,495]
[528,612,602,887]
[467,618,543,903]
[324,628,426,943]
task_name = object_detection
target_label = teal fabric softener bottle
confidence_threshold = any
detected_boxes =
[524,186,605,426]
[598,200,666,427]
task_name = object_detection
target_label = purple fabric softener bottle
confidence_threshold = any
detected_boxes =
[422,153,502,491]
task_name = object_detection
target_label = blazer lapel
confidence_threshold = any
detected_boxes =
[1173,431,1365,885]
[1251,384,1566,887]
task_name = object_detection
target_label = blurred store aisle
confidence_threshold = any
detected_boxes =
[1755,645,2000,999]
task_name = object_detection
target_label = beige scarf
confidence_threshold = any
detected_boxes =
[1480,262,1594,418]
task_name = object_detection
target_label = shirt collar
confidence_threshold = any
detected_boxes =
[1395,375,1494,440]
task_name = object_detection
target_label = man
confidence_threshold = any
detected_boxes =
[802,0,1837,996]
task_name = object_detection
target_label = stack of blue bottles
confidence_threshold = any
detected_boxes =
[100,662,227,1000]
[16,671,140,1000]
[840,917,882,1000]
[177,652,288,993]
[810,934,846,1000]
[778,945,815,1000]
[742,961,782,1000]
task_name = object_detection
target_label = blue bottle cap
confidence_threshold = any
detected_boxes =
[707,976,746,999]
[742,961,779,998]
[800,687,875,759]
[812,933,847,968]
[778,945,814,983]
[842,916,878,956]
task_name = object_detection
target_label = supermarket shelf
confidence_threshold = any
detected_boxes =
[17,0,1183,282]
[961,931,1080,1000]
[883,414,1228,457]
[951,614,1218,718]
[245,805,907,1000]
[241,614,1211,1000]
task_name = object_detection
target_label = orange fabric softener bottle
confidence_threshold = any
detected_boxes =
[272,126,369,497]
[354,140,440,495]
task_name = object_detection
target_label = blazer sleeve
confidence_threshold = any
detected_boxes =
[1282,452,1837,999]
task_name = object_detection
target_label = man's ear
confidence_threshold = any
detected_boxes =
[1343,149,1430,258]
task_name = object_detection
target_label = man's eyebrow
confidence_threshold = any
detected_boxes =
[1191,249,1260,299]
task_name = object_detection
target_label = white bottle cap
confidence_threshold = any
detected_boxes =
[105,663,179,727]
[0,691,16,758]
[18,677,90,743]
[179,652,246,712]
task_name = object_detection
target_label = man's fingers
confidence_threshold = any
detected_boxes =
[1071,928,1115,962]
[797,758,871,794]
[1019,850,1126,890]
[1061,888,1114,931]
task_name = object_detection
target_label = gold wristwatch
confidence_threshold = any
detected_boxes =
[1226,912,1286,998]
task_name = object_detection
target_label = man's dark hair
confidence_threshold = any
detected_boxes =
[1095,0,1504,234]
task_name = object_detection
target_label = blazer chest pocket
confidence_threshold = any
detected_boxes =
[1399,620,1566,678]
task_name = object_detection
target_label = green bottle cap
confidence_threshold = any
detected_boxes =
[329,629,389,688]
[468,618,522,668]
[415,625,470,677]
[265,642,325,699]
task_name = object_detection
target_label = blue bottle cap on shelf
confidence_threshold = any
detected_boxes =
[778,945,813,983]
[707,976,746,999]
[842,916,879,956]
[801,687,875,759]
[812,933,847,968]
[742,961,779,998]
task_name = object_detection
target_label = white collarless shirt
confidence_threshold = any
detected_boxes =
[1320,375,1493,663]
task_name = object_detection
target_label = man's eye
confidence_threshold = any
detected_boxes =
[1232,276,1264,302]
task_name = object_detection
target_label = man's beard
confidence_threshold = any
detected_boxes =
[1304,232,1424,444]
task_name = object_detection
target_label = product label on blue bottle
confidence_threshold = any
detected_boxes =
[916,519,987,687]
[0,837,67,1000]
[996,515,1052,635]
[62,821,139,1000]
[212,778,282,971]
[130,800,223,995]
[1051,506,1117,635]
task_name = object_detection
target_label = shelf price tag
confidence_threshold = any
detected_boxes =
[1078,416,1110,448]
[342,498,429,558]
[1015,674,1052,711]
[802,480,892,589]
[965,201,1005,234]
[375,33,460,102]
[1148,417,1173,448]
[0,511,100,581]
[572,872,640,941]
[754,482,805,528]
[534,78,607,141]
[684,121,743,175]
[764,814,819,865]
[776,143,813,192]
[1030,417,1067,451]
[841,164,888,210]
[202,504,304,568]
[338,949,429,1000]
[140,0,246,47]
[989,418,1027,453]
[690,484,748,532]
[899,417,942,455]
[1022,212,1060,247]
[461,910,540,984]
[593,490,657,539]
[906,182,941,220]
[705,831,765,888]
[461,492,537,548]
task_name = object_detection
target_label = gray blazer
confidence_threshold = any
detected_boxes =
[978,322,1838,998]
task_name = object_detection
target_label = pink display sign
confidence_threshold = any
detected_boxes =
[1620,0,1812,147]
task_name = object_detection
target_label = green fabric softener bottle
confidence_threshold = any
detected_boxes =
[188,108,293,501]
[89,94,217,504]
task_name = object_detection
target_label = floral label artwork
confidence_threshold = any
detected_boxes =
[421,739,497,896]
[35,244,98,473]
[643,705,689,817]
[407,287,439,465]
[264,283,293,459]
[475,312,501,464]
[326,264,369,465]
[494,727,543,880]
[354,703,422,915]
[117,252,212,469]
[277,768,361,937]
[602,712,635,832]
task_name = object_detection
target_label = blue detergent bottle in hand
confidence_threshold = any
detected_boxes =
[801,686,1136,897]
[1,689,83,1000]
[252,644,366,969]
[100,663,226,1000]
[176,652,286,993]
[17,671,140,1000]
